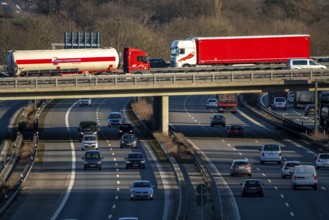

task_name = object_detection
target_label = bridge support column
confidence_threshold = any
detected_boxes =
[153,96,169,135]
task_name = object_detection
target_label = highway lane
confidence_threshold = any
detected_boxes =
[2,98,175,220]
[260,94,316,130]
[169,95,329,220]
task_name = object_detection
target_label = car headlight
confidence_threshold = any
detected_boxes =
[141,160,145,164]
[126,161,132,164]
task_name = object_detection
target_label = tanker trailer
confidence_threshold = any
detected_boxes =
[5,47,150,76]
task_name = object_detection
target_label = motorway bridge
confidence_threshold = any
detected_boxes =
[1,69,329,134]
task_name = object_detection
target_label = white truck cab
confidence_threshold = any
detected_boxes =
[170,39,197,67]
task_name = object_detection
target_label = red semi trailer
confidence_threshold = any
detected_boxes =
[170,34,310,67]
[5,47,150,76]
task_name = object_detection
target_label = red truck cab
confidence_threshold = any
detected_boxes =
[123,47,150,74]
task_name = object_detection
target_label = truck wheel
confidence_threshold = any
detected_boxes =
[182,64,190,67]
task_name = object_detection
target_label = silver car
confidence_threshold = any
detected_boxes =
[206,97,218,109]
[230,159,252,177]
[315,153,329,169]
[120,133,137,148]
[281,161,301,178]
[129,180,154,200]
[81,134,98,150]
[79,98,91,107]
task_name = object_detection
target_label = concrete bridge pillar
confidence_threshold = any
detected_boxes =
[153,96,169,135]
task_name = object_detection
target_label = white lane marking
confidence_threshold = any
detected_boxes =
[112,152,115,156]
[114,158,117,161]
[262,173,266,177]
[290,212,294,217]
[117,181,120,184]
[256,168,260,171]
[116,188,120,192]
[233,148,237,151]
[281,194,285,198]
[321,186,326,190]
[116,174,119,178]
[108,215,112,219]
[255,140,259,143]
[227,144,231,147]
[115,196,118,200]
[267,179,272,183]
[285,203,290,207]
[221,140,225,143]
[238,152,242,155]
[51,101,77,220]
[112,205,116,209]
[274,186,278,190]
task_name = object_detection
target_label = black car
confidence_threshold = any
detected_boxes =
[118,123,134,137]
[82,150,103,170]
[241,179,264,197]
[125,152,145,169]
[210,114,226,127]
[149,58,169,68]
[78,121,99,141]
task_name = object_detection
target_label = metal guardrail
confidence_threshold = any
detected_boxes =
[0,100,47,215]
[244,96,329,151]
[0,69,329,89]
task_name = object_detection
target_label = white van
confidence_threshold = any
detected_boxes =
[292,165,317,190]
[260,143,282,164]
[287,59,327,70]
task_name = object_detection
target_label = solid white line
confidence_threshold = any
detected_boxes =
[50,101,77,220]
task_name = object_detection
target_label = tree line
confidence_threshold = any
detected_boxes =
[0,0,328,64]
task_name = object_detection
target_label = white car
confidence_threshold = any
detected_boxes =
[129,180,154,200]
[206,97,218,109]
[108,111,123,127]
[260,143,282,164]
[79,98,91,107]
[281,161,301,178]
[315,153,329,169]
[292,165,317,190]
[271,97,287,110]
[81,134,98,150]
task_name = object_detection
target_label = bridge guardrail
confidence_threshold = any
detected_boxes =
[0,69,329,89]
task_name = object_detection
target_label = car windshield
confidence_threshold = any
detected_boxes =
[275,98,286,102]
[123,134,135,139]
[128,153,143,159]
[84,136,96,141]
[109,113,122,119]
[214,115,224,119]
[86,153,100,159]
[133,182,151,188]
[245,180,261,187]
[234,161,248,166]
[231,126,242,130]
[319,154,329,159]
[81,123,96,131]
[263,144,279,151]
[121,124,132,129]
[286,162,299,167]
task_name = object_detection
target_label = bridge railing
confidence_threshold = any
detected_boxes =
[0,69,329,89]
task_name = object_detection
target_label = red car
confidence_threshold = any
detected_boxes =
[227,125,244,138]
